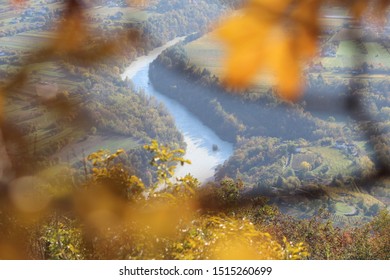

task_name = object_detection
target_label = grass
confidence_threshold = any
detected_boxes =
[336,40,363,56]
[0,31,55,51]
[54,135,140,164]
[334,202,356,214]
[307,146,355,176]
[321,28,390,69]
[184,22,390,92]
[184,33,225,75]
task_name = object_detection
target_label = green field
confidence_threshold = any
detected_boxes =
[306,146,355,176]
[334,202,356,214]
[0,31,55,51]
[321,39,390,69]
[54,135,140,164]
[337,40,363,56]
[184,33,225,75]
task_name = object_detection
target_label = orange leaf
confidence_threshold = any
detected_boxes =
[217,14,269,89]
[351,0,368,19]
[52,0,86,53]
[266,29,303,101]
[217,0,309,100]
[11,0,25,6]
[291,0,320,58]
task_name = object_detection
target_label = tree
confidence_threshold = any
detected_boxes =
[300,161,311,172]
[143,140,188,180]
[217,177,242,205]
[87,149,145,200]
[367,203,380,216]
[357,155,375,177]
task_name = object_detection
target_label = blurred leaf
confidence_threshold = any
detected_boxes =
[51,0,86,54]
[10,0,26,7]
[216,0,312,101]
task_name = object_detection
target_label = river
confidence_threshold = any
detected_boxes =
[121,38,234,182]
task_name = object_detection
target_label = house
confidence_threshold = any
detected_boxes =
[334,140,359,156]
[334,140,346,149]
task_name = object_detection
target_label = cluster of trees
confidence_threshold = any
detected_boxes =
[214,137,322,195]
[146,0,232,43]
[0,21,45,37]
[215,137,288,186]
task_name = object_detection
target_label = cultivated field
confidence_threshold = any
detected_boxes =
[308,146,355,176]
[184,33,225,76]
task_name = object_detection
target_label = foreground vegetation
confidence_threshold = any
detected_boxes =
[1,140,389,260]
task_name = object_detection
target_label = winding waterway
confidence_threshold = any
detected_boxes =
[121,38,233,182]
